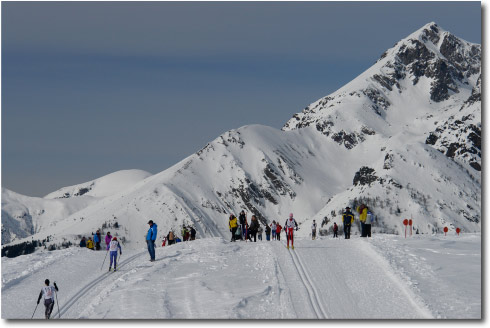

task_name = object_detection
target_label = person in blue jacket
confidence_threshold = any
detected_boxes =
[146,220,158,262]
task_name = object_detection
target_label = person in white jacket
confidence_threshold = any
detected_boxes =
[36,279,59,319]
[284,213,298,249]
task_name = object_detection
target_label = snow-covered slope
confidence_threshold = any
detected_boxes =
[1,23,481,250]
[1,170,152,244]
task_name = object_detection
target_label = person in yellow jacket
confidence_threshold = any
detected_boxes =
[357,204,368,237]
[342,207,354,239]
[86,237,95,250]
[229,214,238,242]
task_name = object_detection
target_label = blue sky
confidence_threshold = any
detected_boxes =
[1,1,481,196]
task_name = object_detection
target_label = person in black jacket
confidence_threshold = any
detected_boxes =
[190,226,197,240]
[249,215,259,242]
[265,225,271,241]
[79,237,86,248]
[37,279,59,319]
[238,210,247,240]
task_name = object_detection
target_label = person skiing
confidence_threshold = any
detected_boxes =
[79,236,86,248]
[265,224,271,241]
[311,219,317,240]
[36,279,58,319]
[105,231,112,250]
[284,213,298,249]
[190,226,197,240]
[108,237,122,271]
[270,221,277,240]
[333,222,339,238]
[86,237,94,250]
[276,222,282,241]
[229,214,238,242]
[342,207,354,239]
[146,220,158,261]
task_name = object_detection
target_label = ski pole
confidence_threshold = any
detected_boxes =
[55,289,61,319]
[31,303,39,319]
[100,249,109,270]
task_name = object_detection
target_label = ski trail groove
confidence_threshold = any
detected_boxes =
[286,244,328,319]
[57,251,145,318]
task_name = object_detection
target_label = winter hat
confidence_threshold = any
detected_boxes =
[45,279,50,285]
[148,220,154,224]
[112,237,117,241]
[289,213,293,218]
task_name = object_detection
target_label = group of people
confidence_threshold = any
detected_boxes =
[341,204,374,239]
[228,212,299,249]
[79,230,114,251]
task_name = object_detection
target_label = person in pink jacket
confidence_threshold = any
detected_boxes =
[105,231,112,250]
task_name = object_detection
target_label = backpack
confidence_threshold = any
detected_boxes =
[235,226,242,236]
[367,211,374,223]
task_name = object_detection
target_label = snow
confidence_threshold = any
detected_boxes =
[1,233,481,319]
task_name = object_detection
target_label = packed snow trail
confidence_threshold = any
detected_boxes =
[2,234,480,319]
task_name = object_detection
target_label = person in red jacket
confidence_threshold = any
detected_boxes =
[276,223,282,241]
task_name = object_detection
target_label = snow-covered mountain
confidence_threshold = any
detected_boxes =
[1,23,481,250]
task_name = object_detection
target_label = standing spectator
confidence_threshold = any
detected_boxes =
[276,222,282,241]
[270,221,277,240]
[94,230,101,250]
[265,225,271,241]
[357,204,367,237]
[229,214,238,242]
[190,226,197,240]
[365,207,373,237]
[79,237,86,248]
[36,279,59,319]
[105,231,112,250]
[311,220,317,240]
[257,225,263,241]
[333,222,339,238]
[146,220,158,262]
[86,237,94,250]
[239,210,247,240]
[167,231,175,245]
[342,207,354,239]
[249,215,259,242]
[182,226,189,241]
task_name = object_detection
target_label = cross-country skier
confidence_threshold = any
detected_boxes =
[311,220,317,240]
[36,279,58,319]
[108,237,122,271]
[147,220,158,261]
[284,213,298,249]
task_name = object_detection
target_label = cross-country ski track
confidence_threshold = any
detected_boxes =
[3,236,460,319]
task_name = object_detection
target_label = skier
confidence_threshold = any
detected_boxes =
[146,220,158,261]
[276,222,282,241]
[284,213,298,249]
[311,219,317,240]
[270,221,277,240]
[333,222,339,238]
[105,231,112,250]
[342,207,354,239]
[79,236,86,248]
[229,214,238,242]
[108,237,122,271]
[36,279,58,319]
[265,225,271,241]
[190,226,197,240]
